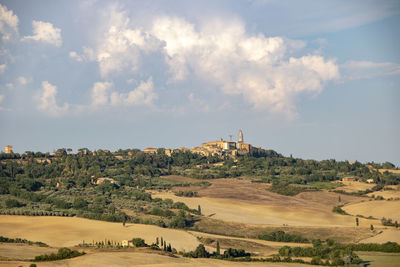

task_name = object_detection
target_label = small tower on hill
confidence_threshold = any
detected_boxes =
[238,130,243,143]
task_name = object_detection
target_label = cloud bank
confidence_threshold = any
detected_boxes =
[72,9,339,118]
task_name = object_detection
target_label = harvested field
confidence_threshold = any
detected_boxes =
[342,200,400,221]
[2,252,315,267]
[334,180,376,192]
[189,231,311,257]
[151,190,374,227]
[359,229,400,243]
[194,217,375,243]
[367,190,400,199]
[0,215,200,251]
[0,243,57,260]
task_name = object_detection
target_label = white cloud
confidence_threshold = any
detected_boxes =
[23,21,62,47]
[36,81,69,116]
[341,61,400,80]
[91,78,157,107]
[0,4,18,41]
[75,10,340,118]
[69,47,95,62]
[18,76,27,85]
[74,6,161,77]
[110,77,157,106]
[0,63,6,74]
[150,16,339,118]
[91,81,112,106]
[5,82,13,89]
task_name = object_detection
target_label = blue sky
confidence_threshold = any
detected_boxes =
[0,0,399,166]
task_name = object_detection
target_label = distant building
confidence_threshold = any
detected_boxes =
[4,145,13,154]
[122,240,133,247]
[342,177,355,182]
[366,179,374,184]
[165,149,174,157]
[94,177,120,186]
[164,130,258,158]
[144,147,157,154]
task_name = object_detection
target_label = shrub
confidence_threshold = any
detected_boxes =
[5,198,22,208]
[131,238,147,247]
[34,247,85,261]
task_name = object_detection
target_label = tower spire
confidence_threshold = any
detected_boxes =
[238,129,243,142]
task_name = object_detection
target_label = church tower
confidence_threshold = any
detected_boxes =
[238,129,243,143]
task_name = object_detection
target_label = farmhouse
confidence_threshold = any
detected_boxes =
[122,240,133,247]
[94,177,120,186]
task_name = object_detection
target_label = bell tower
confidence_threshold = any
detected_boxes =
[238,129,243,143]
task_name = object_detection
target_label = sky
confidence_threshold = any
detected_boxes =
[0,0,399,166]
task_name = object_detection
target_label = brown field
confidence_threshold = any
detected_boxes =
[0,215,200,251]
[333,180,376,192]
[367,190,400,199]
[2,252,315,267]
[342,200,400,221]
[194,217,376,243]
[360,229,400,243]
[189,230,311,257]
[0,243,57,260]
[151,189,375,227]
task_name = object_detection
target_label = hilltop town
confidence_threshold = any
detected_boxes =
[144,130,261,158]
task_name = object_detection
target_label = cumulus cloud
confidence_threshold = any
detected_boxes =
[341,61,400,80]
[150,16,338,118]
[91,77,157,107]
[74,10,340,118]
[36,81,69,116]
[0,94,4,109]
[73,6,161,77]
[0,63,6,74]
[23,21,62,47]
[0,4,18,41]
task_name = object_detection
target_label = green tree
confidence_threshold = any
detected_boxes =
[73,197,88,210]
[131,238,146,247]
[198,205,201,215]
[370,224,374,231]
[356,218,359,227]
[216,241,220,255]
[5,199,22,208]
[193,244,209,258]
